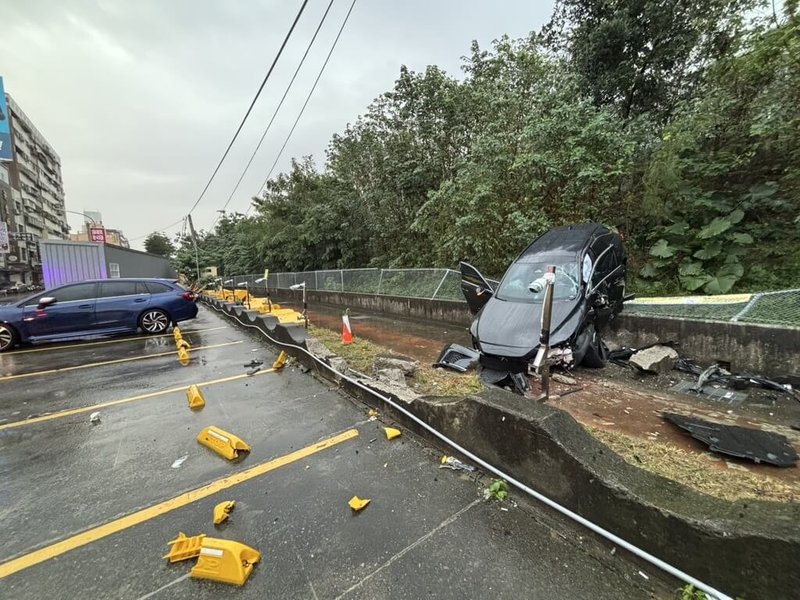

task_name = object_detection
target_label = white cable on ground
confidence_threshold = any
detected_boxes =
[204,301,734,600]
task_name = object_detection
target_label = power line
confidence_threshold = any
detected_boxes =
[128,217,185,243]
[209,0,338,231]
[130,0,310,244]
[185,0,310,217]
[247,0,358,216]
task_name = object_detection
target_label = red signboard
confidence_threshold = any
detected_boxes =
[89,227,106,243]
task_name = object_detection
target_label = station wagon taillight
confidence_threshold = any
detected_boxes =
[180,291,196,301]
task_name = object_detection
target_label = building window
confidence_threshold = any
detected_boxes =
[109,262,121,278]
[20,248,27,261]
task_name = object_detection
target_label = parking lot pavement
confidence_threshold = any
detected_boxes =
[0,306,673,599]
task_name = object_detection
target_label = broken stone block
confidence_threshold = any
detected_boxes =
[551,373,577,385]
[376,368,407,387]
[629,345,679,374]
[328,356,349,373]
[374,356,418,375]
[306,337,336,360]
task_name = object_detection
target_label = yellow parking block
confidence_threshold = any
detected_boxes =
[197,426,252,460]
[191,538,260,586]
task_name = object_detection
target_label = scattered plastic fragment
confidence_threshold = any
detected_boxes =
[89,411,101,424]
[367,409,378,418]
[348,496,371,511]
[440,456,475,472]
[197,426,252,460]
[384,427,401,440]
[186,385,205,410]
[213,500,236,525]
[272,351,288,370]
[163,532,206,562]
[190,537,260,586]
[171,455,188,469]
[638,571,649,580]
[246,366,262,376]
[243,359,263,368]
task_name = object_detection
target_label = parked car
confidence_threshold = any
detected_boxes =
[0,278,198,352]
[460,223,627,376]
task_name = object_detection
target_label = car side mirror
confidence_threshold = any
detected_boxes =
[38,297,57,309]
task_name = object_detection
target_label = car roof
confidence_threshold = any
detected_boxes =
[518,223,610,259]
[57,278,178,284]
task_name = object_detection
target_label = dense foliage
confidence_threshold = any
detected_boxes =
[175,0,799,294]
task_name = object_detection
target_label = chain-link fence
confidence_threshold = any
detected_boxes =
[216,270,799,328]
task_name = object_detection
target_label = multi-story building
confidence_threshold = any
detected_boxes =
[0,91,68,286]
[68,210,129,248]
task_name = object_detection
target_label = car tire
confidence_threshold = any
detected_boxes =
[139,309,171,334]
[0,323,18,353]
[581,325,607,368]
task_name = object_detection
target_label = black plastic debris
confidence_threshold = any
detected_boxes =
[433,343,480,373]
[479,367,530,395]
[669,381,748,406]
[243,359,264,368]
[675,358,799,403]
[663,413,799,467]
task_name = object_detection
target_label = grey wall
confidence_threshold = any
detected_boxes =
[40,240,106,288]
[103,245,176,279]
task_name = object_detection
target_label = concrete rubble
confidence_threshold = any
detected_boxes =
[374,356,418,375]
[629,345,679,374]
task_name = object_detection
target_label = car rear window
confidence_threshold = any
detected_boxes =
[144,282,173,294]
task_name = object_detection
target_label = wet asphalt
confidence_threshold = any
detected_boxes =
[0,306,673,599]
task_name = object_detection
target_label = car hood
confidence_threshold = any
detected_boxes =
[474,296,586,358]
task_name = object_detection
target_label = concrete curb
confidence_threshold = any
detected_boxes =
[203,297,799,600]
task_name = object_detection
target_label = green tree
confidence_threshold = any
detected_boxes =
[143,232,176,258]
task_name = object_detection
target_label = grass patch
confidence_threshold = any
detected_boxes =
[590,427,800,503]
[309,326,482,397]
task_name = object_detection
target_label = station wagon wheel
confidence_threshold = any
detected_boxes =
[0,324,17,352]
[139,309,170,334]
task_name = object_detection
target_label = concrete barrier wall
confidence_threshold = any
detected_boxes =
[273,289,800,377]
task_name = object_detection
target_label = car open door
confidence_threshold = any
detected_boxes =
[460,262,494,315]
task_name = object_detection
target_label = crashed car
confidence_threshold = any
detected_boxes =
[460,223,627,376]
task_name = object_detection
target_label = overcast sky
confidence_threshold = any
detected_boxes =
[1,0,554,249]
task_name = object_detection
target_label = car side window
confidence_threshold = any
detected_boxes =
[48,283,97,303]
[99,281,140,298]
[136,282,151,295]
[144,282,171,294]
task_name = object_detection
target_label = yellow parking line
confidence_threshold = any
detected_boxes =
[0,341,243,382]
[5,326,227,355]
[0,428,359,579]
[0,369,275,431]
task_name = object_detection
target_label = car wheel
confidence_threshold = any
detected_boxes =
[581,325,607,368]
[0,324,17,353]
[139,309,170,334]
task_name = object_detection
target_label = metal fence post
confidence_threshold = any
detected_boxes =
[431,270,449,300]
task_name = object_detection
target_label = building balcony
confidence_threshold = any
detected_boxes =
[24,214,44,229]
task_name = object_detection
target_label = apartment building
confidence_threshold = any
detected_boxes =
[0,89,69,285]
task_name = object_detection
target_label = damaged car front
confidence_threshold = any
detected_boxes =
[459,223,627,389]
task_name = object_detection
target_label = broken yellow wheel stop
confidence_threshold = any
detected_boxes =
[384,427,401,440]
[163,532,206,563]
[348,496,370,511]
[190,537,260,586]
[197,426,252,460]
[213,500,236,525]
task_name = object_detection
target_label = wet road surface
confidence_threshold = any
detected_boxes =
[0,306,672,599]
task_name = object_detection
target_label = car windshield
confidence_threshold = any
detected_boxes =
[495,256,581,302]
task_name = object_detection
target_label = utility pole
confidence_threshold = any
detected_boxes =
[186,214,200,282]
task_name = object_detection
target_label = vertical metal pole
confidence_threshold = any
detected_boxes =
[302,285,308,329]
[532,266,556,401]
[340,270,344,293]
[377,269,383,295]
[431,271,449,300]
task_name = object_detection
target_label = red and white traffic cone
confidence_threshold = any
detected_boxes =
[342,314,354,345]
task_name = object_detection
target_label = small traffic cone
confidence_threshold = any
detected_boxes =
[342,314,353,345]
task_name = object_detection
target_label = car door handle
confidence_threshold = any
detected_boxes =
[134,298,147,303]
[79,304,93,309]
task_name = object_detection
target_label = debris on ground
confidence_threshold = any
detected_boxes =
[213,500,236,525]
[433,343,479,373]
[246,366,262,376]
[329,356,349,373]
[384,427,401,440]
[272,351,288,370]
[89,411,101,424]
[163,532,206,562]
[197,426,252,460]
[675,358,799,403]
[663,413,798,467]
[171,455,189,469]
[376,368,407,387]
[367,409,378,418]
[190,537,260,586]
[348,496,371,511]
[243,359,263,368]
[440,456,475,472]
[551,373,577,385]
[375,355,419,375]
[629,345,679,374]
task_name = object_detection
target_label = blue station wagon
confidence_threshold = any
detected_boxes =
[0,278,198,352]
